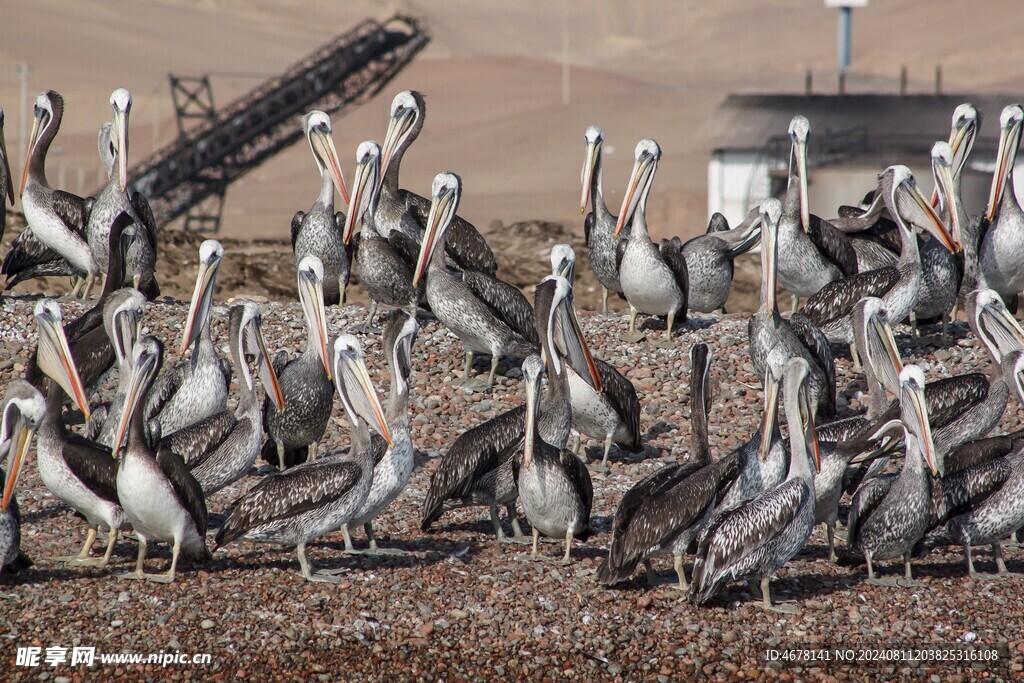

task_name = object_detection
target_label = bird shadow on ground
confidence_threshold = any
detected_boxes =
[21,502,72,525]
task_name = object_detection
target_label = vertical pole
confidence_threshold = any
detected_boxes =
[561,0,570,105]
[838,6,852,73]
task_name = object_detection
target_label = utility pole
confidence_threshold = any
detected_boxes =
[824,1,867,75]
[17,63,32,202]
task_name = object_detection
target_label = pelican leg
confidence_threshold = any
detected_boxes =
[672,553,688,591]
[759,576,798,613]
[572,431,582,455]
[650,310,678,349]
[49,527,99,564]
[1009,530,1020,548]
[600,287,609,316]
[972,543,1012,580]
[896,552,925,587]
[826,523,838,563]
[276,441,286,471]
[364,522,378,553]
[506,505,530,544]
[339,278,348,306]
[490,505,507,540]
[790,295,799,314]
[300,543,343,583]
[133,273,141,290]
[531,527,541,560]
[306,441,318,463]
[77,527,119,568]
[619,306,646,343]
[559,530,574,565]
[850,342,862,373]
[98,273,107,293]
[457,351,476,387]
[80,274,96,300]
[117,536,151,580]
[643,559,657,586]
[69,276,85,298]
[142,540,180,584]
[341,523,358,553]
[351,301,380,334]
[909,312,920,338]
[590,434,613,474]
[486,356,499,388]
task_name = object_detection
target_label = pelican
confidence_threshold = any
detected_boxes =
[145,240,230,435]
[342,311,418,554]
[943,104,982,296]
[17,91,99,298]
[34,300,132,568]
[550,245,641,470]
[342,141,421,333]
[111,336,210,583]
[847,365,940,586]
[157,303,284,495]
[215,335,392,583]
[775,116,858,311]
[261,255,334,468]
[690,358,821,611]
[579,125,626,314]
[979,104,1024,311]
[682,214,762,315]
[413,172,538,390]
[378,90,496,274]
[420,276,599,540]
[91,290,148,445]
[291,111,351,306]
[1,382,45,576]
[748,198,836,418]
[613,139,689,346]
[84,89,160,300]
[514,354,593,564]
[598,342,739,588]
[800,166,960,350]
[0,107,14,243]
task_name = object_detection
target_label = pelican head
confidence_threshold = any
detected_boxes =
[782,357,820,474]
[758,346,788,461]
[383,310,419,398]
[181,240,224,354]
[853,296,903,397]
[898,364,939,477]
[21,91,61,197]
[297,255,331,380]
[333,335,392,447]
[303,110,348,205]
[550,244,576,282]
[788,115,812,232]
[1,381,46,513]
[343,140,382,245]
[111,335,163,455]
[521,354,545,469]
[0,107,12,205]
[883,165,959,253]
[580,124,605,213]
[985,104,1024,222]
[536,275,601,392]
[233,301,284,411]
[757,197,783,312]
[33,299,90,419]
[380,90,425,180]
[109,88,132,192]
[103,288,146,369]
[413,172,462,287]
[949,103,979,176]
[967,288,1024,363]
[614,138,661,238]
[931,141,963,242]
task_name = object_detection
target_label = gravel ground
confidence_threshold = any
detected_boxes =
[1,292,1022,682]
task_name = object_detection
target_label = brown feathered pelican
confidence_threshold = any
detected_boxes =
[413,172,539,390]
[689,358,821,612]
[598,342,739,588]
[613,139,689,346]
[378,90,496,274]
[1,381,46,576]
[0,106,15,244]
[111,336,210,583]
[748,198,836,418]
[775,116,858,312]
[215,335,392,583]
[978,105,1024,312]
[800,166,960,357]
[579,125,626,314]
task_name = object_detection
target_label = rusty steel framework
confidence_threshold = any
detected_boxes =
[130,15,429,232]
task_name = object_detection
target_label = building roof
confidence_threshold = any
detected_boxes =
[706,93,1019,163]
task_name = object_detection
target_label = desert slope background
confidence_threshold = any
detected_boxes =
[2,0,1022,244]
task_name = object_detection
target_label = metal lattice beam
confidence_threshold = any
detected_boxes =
[127,15,429,231]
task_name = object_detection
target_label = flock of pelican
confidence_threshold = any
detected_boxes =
[1,87,1024,611]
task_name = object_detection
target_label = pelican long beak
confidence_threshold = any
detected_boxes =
[337,347,392,447]
[985,116,1022,223]
[343,153,378,245]
[299,269,331,380]
[933,116,976,206]
[613,153,653,238]
[113,308,142,368]
[798,380,821,473]
[20,113,42,197]
[111,347,157,455]
[310,126,348,205]
[553,290,602,392]
[523,369,540,469]
[181,257,220,354]
[932,153,963,244]
[869,312,904,393]
[579,139,600,214]
[794,138,810,233]
[254,322,285,412]
[759,213,778,312]
[35,306,90,419]
[981,298,1024,360]
[2,419,34,512]
[758,370,781,461]
[0,127,13,205]
[114,107,129,193]
[380,109,414,182]
[413,185,456,287]
[897,177,960,253]
[903,377,939,477]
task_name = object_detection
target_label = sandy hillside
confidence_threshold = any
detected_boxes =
[1,0,1022,244]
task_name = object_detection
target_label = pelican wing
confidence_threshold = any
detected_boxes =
[658,237,689,317]
[462,271,540,348]
[788,312,836,414]
[216,459,362,547]
[403,189,497,275]
[801,266,901,328]
[62,434,120,505]
[596,359,641,451]
[846,473,896,547]
[159,410,239,468]
[129,192,159,252]
[2,228,74,286]
[807,214,858,276]
[289,211,305,249]
[155,448,209,536]
[929,458,1011,527]
[144,364,185,422]
[946,428,1024,475]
